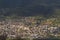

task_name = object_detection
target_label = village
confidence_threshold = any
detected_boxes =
[0,17,60,40]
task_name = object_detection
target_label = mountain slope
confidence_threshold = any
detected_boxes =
[0,0,60,17]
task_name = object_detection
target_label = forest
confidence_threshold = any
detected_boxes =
[0,0,60,17]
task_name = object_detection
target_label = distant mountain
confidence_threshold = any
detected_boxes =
[0,0,60,17]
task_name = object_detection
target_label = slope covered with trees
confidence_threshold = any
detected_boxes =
[0,0,60,17]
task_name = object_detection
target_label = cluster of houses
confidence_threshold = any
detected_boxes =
[0,18,60,39]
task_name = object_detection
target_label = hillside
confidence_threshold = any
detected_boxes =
[0,0,60,40]
[0,0,60,17]
[0,16,60,40]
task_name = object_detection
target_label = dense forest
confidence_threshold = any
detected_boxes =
[0,0,60,17]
